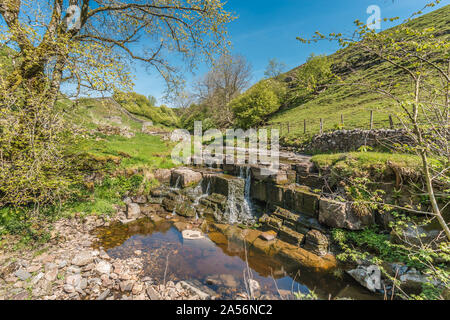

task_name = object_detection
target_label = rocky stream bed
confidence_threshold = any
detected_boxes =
[0,152,443,300]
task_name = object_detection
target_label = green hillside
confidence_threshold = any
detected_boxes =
[261,5,450,144]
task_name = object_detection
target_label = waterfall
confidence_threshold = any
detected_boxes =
[224,168,254,224]
[224,181,239,224]
[242,166,254,217]
[171,176,181,190]
[192,180,210,220]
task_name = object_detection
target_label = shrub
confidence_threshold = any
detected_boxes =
[231,80,286,128]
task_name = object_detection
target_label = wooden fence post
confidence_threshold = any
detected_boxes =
[341,114,344,127]
[370,110,374,130]
[279,123,283,135]
[287,122,290,134]
[389,115,394,129]
[304,119,306,134]
[320,118,323,134]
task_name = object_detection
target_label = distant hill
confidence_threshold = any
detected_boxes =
[56,94,180,132]
[260,5,449,144]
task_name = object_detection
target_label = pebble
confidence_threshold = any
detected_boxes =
[96,261,112,275]
[15,269,31,281]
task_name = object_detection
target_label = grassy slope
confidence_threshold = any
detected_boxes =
[56,97,176,216]
[266,5,450,143]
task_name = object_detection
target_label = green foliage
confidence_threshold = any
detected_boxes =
[312,151,425,172]
[332,220,449,300]
[75,132,175,170]
[114,92,180,127]
[180,103,217,132]
[231,80,287,129]
[294,53,335,94]
[64,174,158,217]
[0,100,80,209]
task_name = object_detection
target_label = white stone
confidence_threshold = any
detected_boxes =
[182,230,204,240]
[347,265,382,293]
[96,261,112,275]
[71,252,93,266]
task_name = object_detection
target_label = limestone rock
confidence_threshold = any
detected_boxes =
[182,230,204,240]
[171,168,202,188]
[347,266,382,293]
[71,252,94,267]
[319,198,373,230]
[131,195,147,204]
[303,230,329,256]
[126,203,141,220]
[96,261,112,275]
[14,269,31,281]
[260,231,277,242]
[154,169,172,183]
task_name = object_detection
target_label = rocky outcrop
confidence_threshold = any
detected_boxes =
[318,199,373,231]
[154,169,171,183]
[303,230,329,257]
[206,222,337,273]
[171,168,203,188]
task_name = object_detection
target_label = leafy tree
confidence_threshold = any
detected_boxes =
[147,95,158,107]
[264,58,287,78]
[0,0,232,211]
[0,0,234,106]
[231,79,286,129]
[295,53,335,94]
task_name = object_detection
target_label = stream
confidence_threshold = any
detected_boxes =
[94,217,379,300]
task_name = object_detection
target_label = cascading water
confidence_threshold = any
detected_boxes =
[192,180,210,220]
[171,176,181,190]
[224,167,255,224]
[241,166,254,218]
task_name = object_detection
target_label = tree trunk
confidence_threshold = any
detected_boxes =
[420,150,450,240]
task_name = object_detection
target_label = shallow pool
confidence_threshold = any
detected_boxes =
[94,218,378,300]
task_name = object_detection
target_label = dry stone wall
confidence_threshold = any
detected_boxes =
[303,129,414,153]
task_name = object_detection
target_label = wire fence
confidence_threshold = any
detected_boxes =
[262,111,404,137]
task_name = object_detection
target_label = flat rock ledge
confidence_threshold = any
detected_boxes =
[206,223,337,273]
[0,215,216,301]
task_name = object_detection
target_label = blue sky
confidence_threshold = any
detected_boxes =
[133,0,448,105]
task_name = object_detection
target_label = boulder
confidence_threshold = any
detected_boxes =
[154,169,172,183]
[399,269,442,293]
[126,203,141,219]
[319,199,347,228]
[171,169,202,188]
[319,199,373,230]
[347,265,382,293]
[391,224,443,248]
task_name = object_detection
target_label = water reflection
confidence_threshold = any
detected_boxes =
[94,218,378,300]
